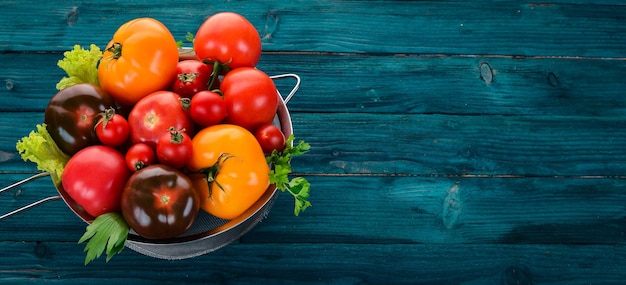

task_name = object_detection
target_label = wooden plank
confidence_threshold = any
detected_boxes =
[2,175,625,245]
[290,113,626,176]
[2,112,626,176]
[1,1,626,57]
[245,176,626,245]
[0,241,624,283]
[3,53,626,116]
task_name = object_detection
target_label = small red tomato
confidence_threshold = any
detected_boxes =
[125,143,157,172]
[189,90,227,127]
[95,107,130,147]
[171,60,214,98]
[156,127,193,169]
[255,124,286,154]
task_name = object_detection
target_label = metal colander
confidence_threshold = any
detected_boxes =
[1,70,301,260]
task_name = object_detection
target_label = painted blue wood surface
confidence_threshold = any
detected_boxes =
[1,1,626,284]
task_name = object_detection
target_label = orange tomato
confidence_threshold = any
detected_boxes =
[98,18,179,106]
[187,124,270,220]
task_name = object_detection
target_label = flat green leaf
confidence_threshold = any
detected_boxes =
[79,212,129,265]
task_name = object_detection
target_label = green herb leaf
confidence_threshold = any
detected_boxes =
[289,177,311,216]
[56,44,102,90]
[15,124,69,186]
[78,212,129,265]
[267,134,312,216]
[185,31,195,43]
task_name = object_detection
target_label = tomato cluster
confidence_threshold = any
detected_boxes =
[47,13,288,240]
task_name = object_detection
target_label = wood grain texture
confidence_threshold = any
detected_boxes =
[4,175,624,245]
[1,0,626,283]
[0,241,625,284]
[2,112,626,176]
[3,53,626,116]
[1,1,626,57]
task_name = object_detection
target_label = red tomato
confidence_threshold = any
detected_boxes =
[221,67,278,131]
[189,90,227,127]
[156,127,193,169]
[171,60,214,98]
[95,108,129,147]
[125,143,157,172]
[194,12,261,69]
[128,91,195,149]
[255,124,286,154]
[121,164,200,239]
[61,145,131,217]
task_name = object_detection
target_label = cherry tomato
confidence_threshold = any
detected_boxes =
[255,124,286,154]
[95,108,129,147]
[187,124,270,220]
[156,127,193,169]
[194,12,261,69]
[121,164,200,240]
[128,91,195,149]
[61,145,131,218]
[98,18,179,106]
[125,143,157,172]
[171,60,214,98]
[44,83,116,155]
[189,90,227,127]
[221,67,278,131]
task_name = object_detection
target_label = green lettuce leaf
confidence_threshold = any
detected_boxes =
[15,124,69,186]
[56,44,102,90]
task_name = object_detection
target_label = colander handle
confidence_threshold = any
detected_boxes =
[270,73,301,105]
[0,172,61,220]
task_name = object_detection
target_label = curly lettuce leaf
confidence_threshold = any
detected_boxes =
[15,124,69,186]
[56,44,102,90]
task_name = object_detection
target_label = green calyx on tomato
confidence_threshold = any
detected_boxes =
[105,42,123,59]
[44,83,116,156]
[195,152,235,198]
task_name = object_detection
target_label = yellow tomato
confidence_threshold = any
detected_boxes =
[98,18,179,106]
[188,124,270,220]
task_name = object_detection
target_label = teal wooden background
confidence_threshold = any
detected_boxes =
[1,1,626,284]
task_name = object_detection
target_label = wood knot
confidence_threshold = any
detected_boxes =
[547,71,560,87]
[501,265,533,285]
[479,62,494,84]
[34,241,52,259]
[442,183,462,229]
[66,7,78,26]
[262,11,279,40]
[5,79,14,91]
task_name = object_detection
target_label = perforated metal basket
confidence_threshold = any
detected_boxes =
[1,53,301,259]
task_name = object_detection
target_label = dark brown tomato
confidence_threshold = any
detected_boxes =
[44,83,116,155]
[120,164,200,240]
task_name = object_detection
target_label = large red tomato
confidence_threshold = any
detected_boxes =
[221,67,278,131]
[61,145,131,218]
[127,91,195,149]
[194,12,261,69]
